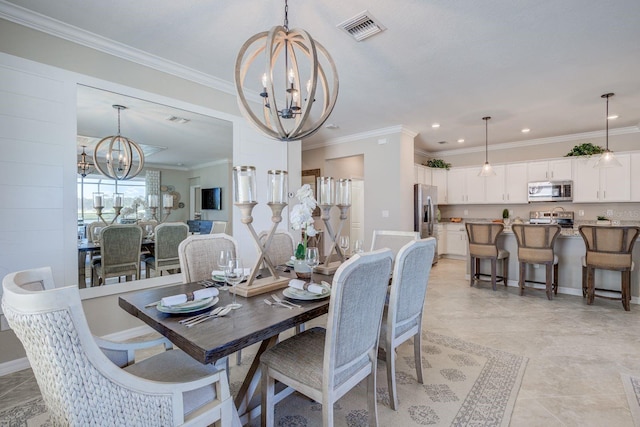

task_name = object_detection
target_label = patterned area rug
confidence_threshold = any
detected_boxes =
[4,332,527,427]
[621,374,640,426]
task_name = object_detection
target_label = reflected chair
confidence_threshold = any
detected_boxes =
[210,221,228,234]
[92,225,143,286]
[258,230,295,267]
[579,225,640,311]
[178,234,238,283]
[370,230,421,260]
[261,249,393,426]
[145,222,189,277]
[379,238,436,410]
[2,267,233,426]
[466,222,509,291]
[512,224,561,300]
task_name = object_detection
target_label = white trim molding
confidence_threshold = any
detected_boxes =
[304,125,418,151]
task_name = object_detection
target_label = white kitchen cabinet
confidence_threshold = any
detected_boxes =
[573,154,630,202]
[632,153,640,201]
[413,164,432,185]
[528,159,572,181]
[504,163,529,203]
[445,223,467,256]
[483,165,506,204]
[431,168,448,204]
[447,166,484,204]
[436,224,446,255]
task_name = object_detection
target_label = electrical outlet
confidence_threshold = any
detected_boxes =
[463,209,469,216]
[606,209,614,217]
[578,210,584,217]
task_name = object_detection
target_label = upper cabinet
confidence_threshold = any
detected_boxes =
[413,164,432,186]
[484,163,528,204]
[573,154,631,202]
[527,159,572,181]
[431,168,448,205]
[447,167,484,204]
[632,153,640,202]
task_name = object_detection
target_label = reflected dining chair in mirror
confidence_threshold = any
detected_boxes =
[466,222,509,291]
[178,234,238,283]
[370,230,420,261]
[260,249,393,426]
[144,222,189,277]
[579,225,640,311]
[258,230,295,268]
[379,238,436,410]
[512,224,561,300]
[91,224,143,286]
[2,267,233,426]
[209,221,228,234]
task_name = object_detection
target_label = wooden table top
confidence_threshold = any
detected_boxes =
[118,278,331,365]
[78,238,154,252]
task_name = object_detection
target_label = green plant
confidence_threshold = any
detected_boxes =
[424,158,452,169]
[502,209,510,219]
[565,142,605,157]
[597,215,608,221]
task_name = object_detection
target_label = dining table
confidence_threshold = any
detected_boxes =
[118,270,332,425]
[78,238,154,287]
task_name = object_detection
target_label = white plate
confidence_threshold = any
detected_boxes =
[282,283,331,301]
[285,260,295,267]
[212,275,226,282]
[157,296,218,314]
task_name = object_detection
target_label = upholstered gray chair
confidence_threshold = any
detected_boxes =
[379,238,436,410]
[178,234,238,283]
[92,224,143,286]
[370,230,420,260]
[145,222,189,277]
[260,249,394,427]
[258,230,295,267]
[512,224,561,300]
[579,225,640,311]
[2,267,233,426]
[466,222,509,291]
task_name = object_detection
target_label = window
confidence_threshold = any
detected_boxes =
[78,174,146,224]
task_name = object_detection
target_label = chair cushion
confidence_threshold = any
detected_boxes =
[124,348,221,416]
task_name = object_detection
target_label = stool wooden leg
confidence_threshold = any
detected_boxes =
[469,256,475,287]
[553,263,559,295]
[503,257,509,287]
[545,264,553,300]
[518,262,525,296]
[581,266,587,298]
[587,267,595,305]
[491,259,497,291]
[622,271,631,311]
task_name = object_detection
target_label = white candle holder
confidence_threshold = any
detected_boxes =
[93,192,123,226]
[315,203,351,274]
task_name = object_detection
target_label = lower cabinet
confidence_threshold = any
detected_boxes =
[443,224,467,257]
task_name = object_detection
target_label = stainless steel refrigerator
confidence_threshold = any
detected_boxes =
[414,184,438,263]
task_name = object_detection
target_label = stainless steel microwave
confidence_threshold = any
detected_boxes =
[528,180,573,202]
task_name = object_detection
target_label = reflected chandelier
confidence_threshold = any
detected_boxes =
[234,0,339,141]
[93,105,145,180]
[77,145,94,177]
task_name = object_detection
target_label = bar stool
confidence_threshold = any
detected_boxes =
[466,223,509,291]
[579,225,640,311]
[512,224,561,300]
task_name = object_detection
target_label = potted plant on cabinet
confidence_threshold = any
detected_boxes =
[502,209,510,226]
[596,215,611,226]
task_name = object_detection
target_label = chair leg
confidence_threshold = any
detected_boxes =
[587,267,595,305]
[366,357,379,427]
[386,341,398,410]
[553,263,559,295]
[261,363,275,427]
[622,271,631,311]
[491,259,497,291]
[503,256,509,287]
[545,264,553,300]
[414,331,424,385]
[518,262,526,296]
[469,256,475,287]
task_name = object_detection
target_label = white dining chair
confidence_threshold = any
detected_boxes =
[2,267,233,426]
[178,233,238,283]
[370,229,421,260]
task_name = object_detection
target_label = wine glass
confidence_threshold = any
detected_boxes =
[339,235,350,257]
[354,239,364,254]
[224,258,244,309]
[217,250,231,290]
[305,247,319,284]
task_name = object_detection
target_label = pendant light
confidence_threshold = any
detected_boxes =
[594,93,621,168]
[478,116,496,177]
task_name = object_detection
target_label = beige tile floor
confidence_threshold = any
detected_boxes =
[3,257,640,426]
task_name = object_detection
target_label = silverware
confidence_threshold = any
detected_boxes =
[271,294,301,308]
[185,306,233,327]
[179,306,225,324]
[144,301,160,308]
[264,298,293,309]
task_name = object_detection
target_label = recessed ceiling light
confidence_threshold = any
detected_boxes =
[607,114,619,120]
[457,139,465,143]
[521,128,530,133]
[431,123,440,128]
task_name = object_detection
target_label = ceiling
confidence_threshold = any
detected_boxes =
[4,0,640,156]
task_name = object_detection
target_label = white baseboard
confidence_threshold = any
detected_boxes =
[0,325,156,377]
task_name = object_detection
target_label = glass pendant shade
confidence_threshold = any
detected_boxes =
[595,93,621,168]
[478,116,495,177]
[479,161,496,177]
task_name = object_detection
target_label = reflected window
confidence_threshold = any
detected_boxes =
[78,174,146,226]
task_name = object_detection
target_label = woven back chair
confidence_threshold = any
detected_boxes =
[258,230,295,267]
[512,224,561,300]
[178,234,238,283]
[579,225,640,311]
[370,230,420,260]
[260,249,393,426]
[2,267,233,426]
[465,222,509,291]
[145,222,189,277]
[92,224,143,286]
[380,238,436,410]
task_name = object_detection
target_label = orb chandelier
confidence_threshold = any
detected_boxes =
[77,145,94,177]
[234,0,339,141]
[594,92,621,168]
[93,105,144,180]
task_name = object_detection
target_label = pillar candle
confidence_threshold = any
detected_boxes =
[93,192,104,208]
[148,194,158,208]
[267,170,288,204]
[317,177,334,205]
[336,179,352,206]
[113,193,123,208]
[163,194,173,209]
[233,166,257,203]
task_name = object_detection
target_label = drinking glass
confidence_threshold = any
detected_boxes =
[93,227,102,244]
[224,258,244,309]
[339,235,350,257]
[217,250,231,290]
[305,247,319,284]
[354,239,364,254]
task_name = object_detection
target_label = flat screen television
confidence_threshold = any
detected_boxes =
[202,187,222,210]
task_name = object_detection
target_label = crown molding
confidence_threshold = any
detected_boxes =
[423,125,640,157]
[304,125,417,151]
[0,1,237,95]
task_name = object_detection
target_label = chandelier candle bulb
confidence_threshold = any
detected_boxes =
[267,170,288,204]
[93,193,104,209]
[317,177,334,205]
[148,195,158,209]
[113,193,123,208]
[336,179,352,206]
[233,166,257,203]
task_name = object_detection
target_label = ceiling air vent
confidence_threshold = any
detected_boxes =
[337,10,386,42]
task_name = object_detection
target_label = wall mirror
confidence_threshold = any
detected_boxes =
[76,84,234,289]
[301,169,321,217]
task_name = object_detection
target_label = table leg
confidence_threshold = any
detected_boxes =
[78,251,86,288]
